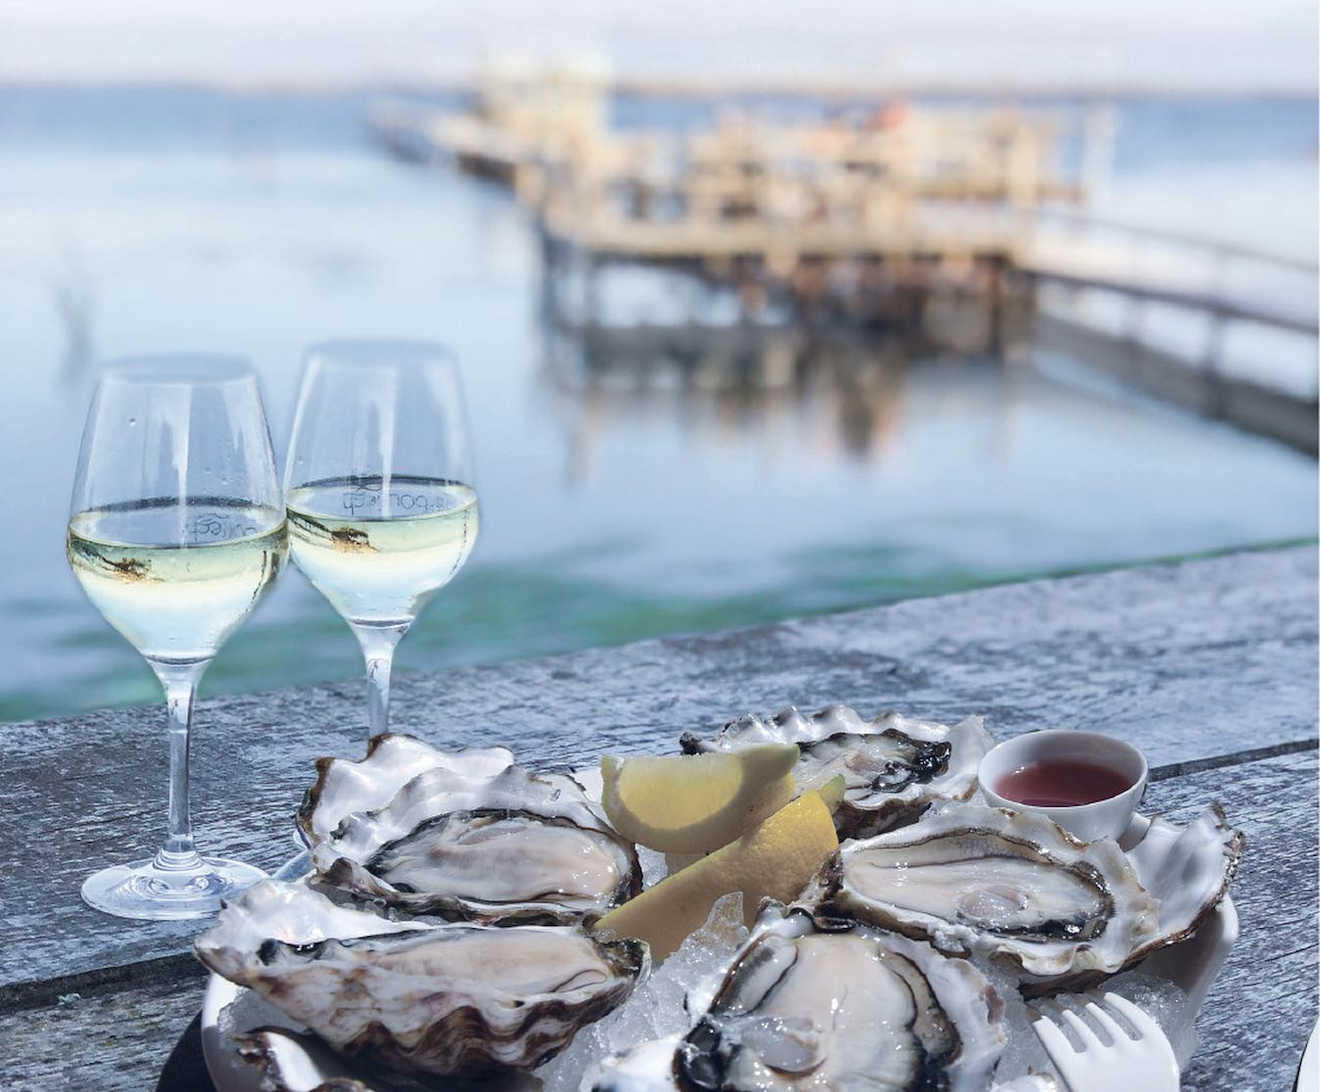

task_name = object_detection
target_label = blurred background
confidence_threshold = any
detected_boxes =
[2,0,1316,722]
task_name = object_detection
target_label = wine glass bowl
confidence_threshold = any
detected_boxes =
[67,355,285,919]
[284,340,479,736]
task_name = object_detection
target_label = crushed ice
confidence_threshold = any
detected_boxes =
[635,845,669,889]
[536,892,748,1092]
[990,966,1191,1089]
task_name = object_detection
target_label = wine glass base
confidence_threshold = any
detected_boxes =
[81,856,268,920]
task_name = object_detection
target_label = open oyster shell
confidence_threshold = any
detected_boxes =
[297,733,515,847]
[196,880,649,1078]
[303,735,642,925]
[803,802,1159,980]
[1124,803,1244,965]
[680,705,992,839]
[675,902,1006,1091]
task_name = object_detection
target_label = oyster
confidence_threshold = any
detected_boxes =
[196,880,649,1077]
[676,902,1005,1091]
[680,706,992,838]
[198,877,432,946]
[1124,804,1244,965]
[302,739,644,924]
[804,802,1159,979]
[297,733,514,847]
[304,737,642,925]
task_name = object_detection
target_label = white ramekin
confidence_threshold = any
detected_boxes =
[978,729,1148,843]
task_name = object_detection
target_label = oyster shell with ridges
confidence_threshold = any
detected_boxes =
[297,733,514,847]
[1124,803,1243,965]
[312,757,642,925]
[235,1025,544,1091]
[803,802,1159,980]
[196,880,649,1077]
[234,1026,392,1091]
[680,705,993,838]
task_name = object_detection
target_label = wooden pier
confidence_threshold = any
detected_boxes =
[369,77,1317,453]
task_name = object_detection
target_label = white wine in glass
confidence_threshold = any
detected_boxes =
[285,477,477,625]
[67,357,286,919]
[285,341,479,736]
[68,502,285,661]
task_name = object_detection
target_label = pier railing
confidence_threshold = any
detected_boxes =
[1012,206,1317,335]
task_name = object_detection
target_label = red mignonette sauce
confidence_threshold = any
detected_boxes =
[994,759,1134,808]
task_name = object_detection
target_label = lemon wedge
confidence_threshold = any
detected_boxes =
[601,744,799,854]
[808,770,847,812]
[593,782,840,960]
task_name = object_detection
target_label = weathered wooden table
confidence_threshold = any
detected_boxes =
[2,546,1315,1091]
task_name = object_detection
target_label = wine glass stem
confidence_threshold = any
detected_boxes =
[149,659,209,872]
[352,623,408,737]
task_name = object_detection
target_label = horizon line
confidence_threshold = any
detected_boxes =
[3,75,1316,101]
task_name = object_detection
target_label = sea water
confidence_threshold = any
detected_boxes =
[0,86,1314,721]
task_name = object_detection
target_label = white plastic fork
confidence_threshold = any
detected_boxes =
[1029,990,1180,1092]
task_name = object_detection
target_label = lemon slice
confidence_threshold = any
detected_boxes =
[601,744,799,854]
[594,782,841,960]
[807,770,847,812]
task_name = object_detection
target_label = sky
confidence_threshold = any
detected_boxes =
[2,0,1316,90]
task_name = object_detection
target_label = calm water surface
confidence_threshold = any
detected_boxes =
[0,88,1314,722]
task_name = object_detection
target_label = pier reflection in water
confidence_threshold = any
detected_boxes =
[540,327,910,480]
[535,236,1033,483]
[538,304,1020,486]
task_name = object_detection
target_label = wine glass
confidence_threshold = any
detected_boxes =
[284,340,479,737]
[67,356,286,919]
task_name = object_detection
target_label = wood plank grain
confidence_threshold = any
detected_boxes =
[1140,749,1317,1092]
[0,547,1314,996]
[0,969,204,1091]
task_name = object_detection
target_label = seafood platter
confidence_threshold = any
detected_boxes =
[196,706,1244,1091]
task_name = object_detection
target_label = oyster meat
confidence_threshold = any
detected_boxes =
[305,737,642,925]
[196,880,649,1077]
[681,706,992,838]
[804,802,1159,979]
[676,902,1005,1091]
